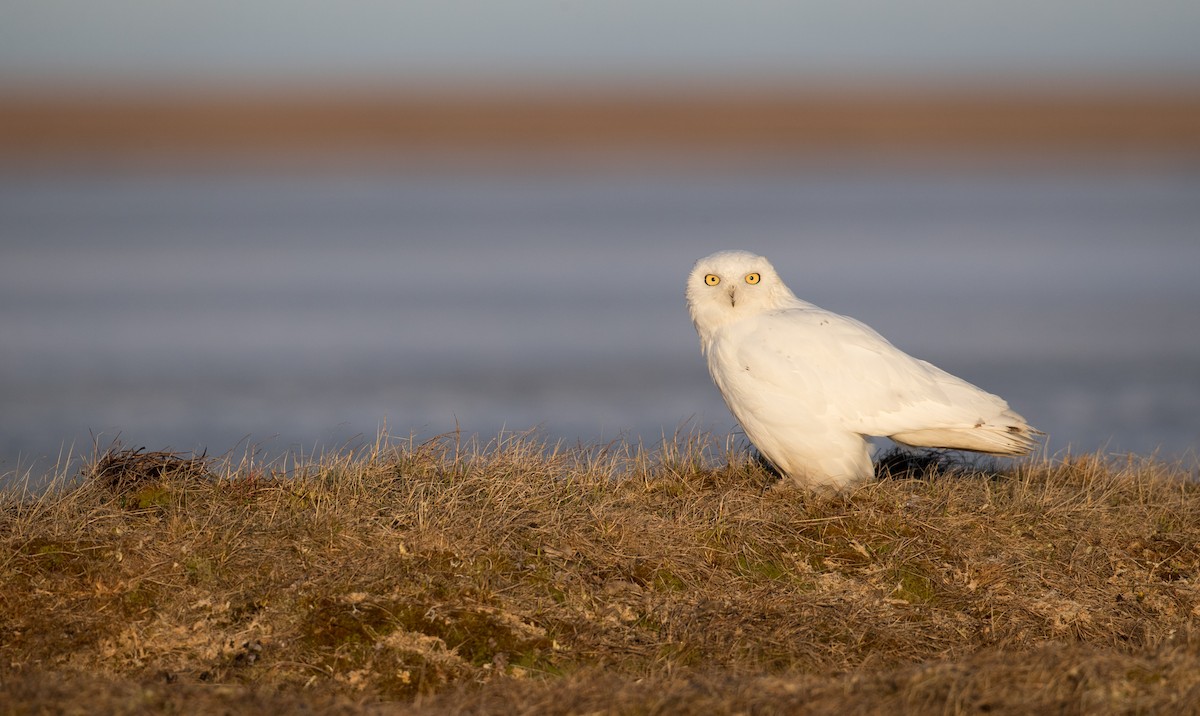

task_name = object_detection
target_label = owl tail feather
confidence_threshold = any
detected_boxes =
[889,419,1041,456]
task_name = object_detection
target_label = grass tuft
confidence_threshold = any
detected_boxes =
[88,445,213,492]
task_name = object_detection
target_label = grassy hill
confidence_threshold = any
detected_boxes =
[3,434,1198,713]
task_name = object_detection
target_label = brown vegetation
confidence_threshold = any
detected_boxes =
[2,434,1199,714]
[2,88,1199,167]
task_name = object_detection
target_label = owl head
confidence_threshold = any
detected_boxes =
[686,250,797,337]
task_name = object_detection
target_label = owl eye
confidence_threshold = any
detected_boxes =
[745,273,761,284]
[704,274,721,286]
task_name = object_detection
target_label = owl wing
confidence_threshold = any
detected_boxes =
[720,306,1018,438]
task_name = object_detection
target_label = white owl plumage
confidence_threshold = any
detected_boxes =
[687,250,1039,491]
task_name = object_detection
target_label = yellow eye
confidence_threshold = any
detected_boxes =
[745,272,761,285]
[704,274,721,286]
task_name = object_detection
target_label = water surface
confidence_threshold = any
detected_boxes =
[2,166,1198,476]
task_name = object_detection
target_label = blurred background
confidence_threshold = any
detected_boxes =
[2,1,1199,477]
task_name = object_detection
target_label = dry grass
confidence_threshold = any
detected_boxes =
[2,432,1199,714]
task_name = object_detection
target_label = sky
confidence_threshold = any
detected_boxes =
[2,1,1199,89]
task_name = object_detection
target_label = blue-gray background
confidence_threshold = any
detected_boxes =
[2,1,1199,87]
[3,167,1198,473]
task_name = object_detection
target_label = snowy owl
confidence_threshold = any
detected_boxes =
[687,250,1039,491]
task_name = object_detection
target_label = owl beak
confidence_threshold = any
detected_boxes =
[727,286,737,307]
